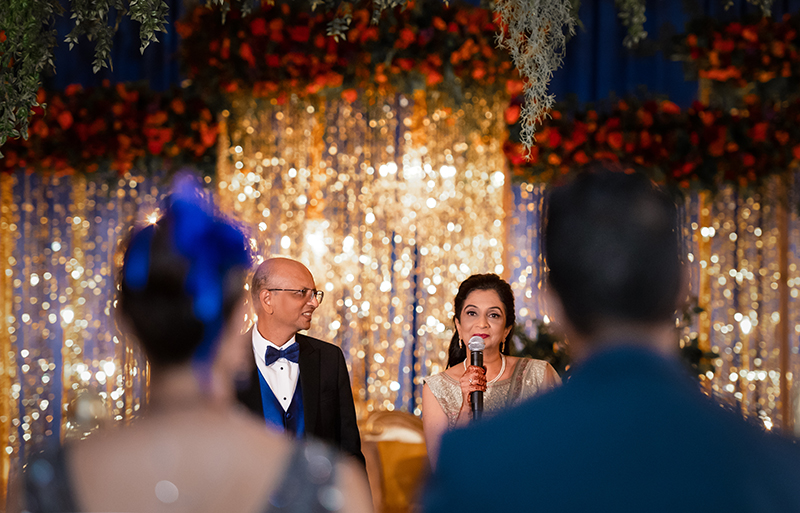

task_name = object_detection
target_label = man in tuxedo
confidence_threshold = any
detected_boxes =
[237,257,364,465]
[424,169,800,512]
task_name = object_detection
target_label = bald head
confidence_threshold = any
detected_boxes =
[251,257,312,307]
[251,257,320,344]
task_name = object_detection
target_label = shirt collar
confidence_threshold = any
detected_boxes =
[252,327,297,364]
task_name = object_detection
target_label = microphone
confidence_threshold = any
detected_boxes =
[467,336,485,421]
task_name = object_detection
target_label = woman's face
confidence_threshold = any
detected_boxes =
[454,289,512,353]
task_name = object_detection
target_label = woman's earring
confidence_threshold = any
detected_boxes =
[459,338,464,350]
[501,340,506,353]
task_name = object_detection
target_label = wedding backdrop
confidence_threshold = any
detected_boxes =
[4,0,800,508]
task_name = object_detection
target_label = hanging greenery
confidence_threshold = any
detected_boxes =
[0,0,170,157]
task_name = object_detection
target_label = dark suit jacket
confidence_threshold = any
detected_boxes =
[237,332,365,466]
[425,346,800,513]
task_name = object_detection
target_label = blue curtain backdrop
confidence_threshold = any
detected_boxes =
[43,0,800,104]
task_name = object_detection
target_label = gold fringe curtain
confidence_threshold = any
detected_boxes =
[510,175,800,432]
[217,87,508,416]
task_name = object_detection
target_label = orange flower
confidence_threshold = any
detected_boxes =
[239,42,256,67]
[660,101,681,115]
[341,89,358,103]
[573,150,589,165]
[396,28,416,49]
[57,111,73,130]
[608,132,624,150]
[547,153,561,166]
[639,131,652,148]
[170,98,186,115]
[426,71,443,86]
[396,58,415,71]
[221,38,230,59]
[504,105,520,125]
[686,34,697,47]
[742,27,758,42]
[433,17,447,30]
[506,79,524,96]
[64,84,83,96]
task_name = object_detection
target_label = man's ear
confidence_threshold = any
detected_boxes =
[259,288,274,315]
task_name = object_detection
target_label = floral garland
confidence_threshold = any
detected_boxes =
[177,0,514,103]
[0,82,219,176]
[504,96,800,190]
[675,13,800,87]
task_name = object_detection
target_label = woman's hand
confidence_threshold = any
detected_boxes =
[459,365,486,410]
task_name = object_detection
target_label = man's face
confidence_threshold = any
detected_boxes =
[268,262,320,334]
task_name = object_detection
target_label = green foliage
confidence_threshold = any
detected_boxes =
[511,322,571,376]
[511,300,714,381]
[0,0,61,157]
[0,0,168,154]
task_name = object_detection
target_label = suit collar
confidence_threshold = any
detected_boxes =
[297,333,320,431]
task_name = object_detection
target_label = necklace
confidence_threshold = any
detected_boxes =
[464,353,507,384]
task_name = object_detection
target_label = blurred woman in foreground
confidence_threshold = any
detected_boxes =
[25,178,372,513]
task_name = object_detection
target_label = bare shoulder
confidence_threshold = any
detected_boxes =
[69,409,295,513]
[443,364,464,380]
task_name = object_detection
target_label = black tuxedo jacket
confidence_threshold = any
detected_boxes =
[236,332,365,466]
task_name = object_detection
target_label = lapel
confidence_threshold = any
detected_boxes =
[297,334,320,434]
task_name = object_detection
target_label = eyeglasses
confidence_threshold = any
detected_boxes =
[267,288,324,304]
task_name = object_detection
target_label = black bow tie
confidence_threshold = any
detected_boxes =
[265,344,300,366]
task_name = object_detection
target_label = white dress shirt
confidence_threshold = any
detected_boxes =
[252,328,300,412]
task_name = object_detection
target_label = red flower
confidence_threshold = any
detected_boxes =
[750,122,768,142]
[266,55,281,67]
[506,79,524,96]
[742,27,758,42]
[64,84,83,97]
[250,18,268,36]
[360,27,379,43]
[743,154,756,167]
[57,111,73,130]
[573,150,589,165]
[504,105,520,125]
[171,98,186,115]
[426,70,443,86]
[548,129,562,148]
[397,28,416,49]
[288,26,310,43]
[396,58,415,71]
[341,89,358,103]
[660,101,681,115]
[608,131,624,150]
[239,42,256,67]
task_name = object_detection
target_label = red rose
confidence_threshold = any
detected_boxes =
[504,105,520,125]
[341,89,358,103]
[288,26,310,43]
[250,18,268,36]
[608,131,624,150]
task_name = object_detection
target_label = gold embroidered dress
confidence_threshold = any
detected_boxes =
[425,358,559,428]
